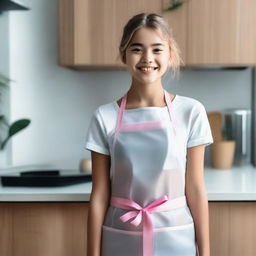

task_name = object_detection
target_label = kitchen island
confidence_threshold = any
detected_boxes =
[0,165,256,256]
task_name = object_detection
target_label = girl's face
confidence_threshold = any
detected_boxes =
[125,27,171,86]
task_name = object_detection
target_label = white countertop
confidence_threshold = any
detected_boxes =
[0,164,256,202]
[0,165,92,202]
[205,165,256,201]
[0,182,92,202]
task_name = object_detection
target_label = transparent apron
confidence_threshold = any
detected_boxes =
[101,90,197,256]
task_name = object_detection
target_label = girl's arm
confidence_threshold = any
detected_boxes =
[87,151,111,256]
[185,145,210,256]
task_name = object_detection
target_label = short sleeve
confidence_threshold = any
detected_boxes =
[85,108,110,155]
[187,102,214,148]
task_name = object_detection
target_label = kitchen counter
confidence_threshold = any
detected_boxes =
[0,165,92,202]
[0,164,256,202]
[205,164,256,201]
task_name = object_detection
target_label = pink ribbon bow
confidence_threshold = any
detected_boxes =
[111,195,169,256]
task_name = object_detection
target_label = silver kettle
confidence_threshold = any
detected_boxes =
[222,108,251,166]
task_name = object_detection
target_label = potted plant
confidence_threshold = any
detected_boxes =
[0,73,31,166]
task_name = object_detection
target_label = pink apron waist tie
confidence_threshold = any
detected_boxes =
[110,195,187,256]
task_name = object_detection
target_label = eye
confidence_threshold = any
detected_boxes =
[131,48,142,53]
[153,48,163,53]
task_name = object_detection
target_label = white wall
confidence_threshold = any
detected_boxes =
[9,0,252,169]
[0,11,11,166]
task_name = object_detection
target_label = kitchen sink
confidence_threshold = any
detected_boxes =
[0,169,92,187]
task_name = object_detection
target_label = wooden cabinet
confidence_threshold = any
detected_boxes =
[162,0,187,65]
[1,202,256,255]
[0,203,88,256]
[186,0,256,66]
[209,202,256,256]
[59,0,162,68]
[59,0,256,68]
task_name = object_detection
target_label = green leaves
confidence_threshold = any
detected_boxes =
[0,115,8,126]
[0,119,31,150]
[0,74,30,150]
[9,119,30,138]
[0,73,11,88]
[163,0,184,12]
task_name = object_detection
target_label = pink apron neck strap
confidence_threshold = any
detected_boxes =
[116,92,127,133]
[114,89,177,139]
[164,90,177,136]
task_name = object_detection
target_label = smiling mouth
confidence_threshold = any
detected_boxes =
[137,66,158,72]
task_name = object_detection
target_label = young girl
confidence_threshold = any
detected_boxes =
[85,13,213,256]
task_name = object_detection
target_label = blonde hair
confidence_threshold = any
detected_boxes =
[119,13,182,77]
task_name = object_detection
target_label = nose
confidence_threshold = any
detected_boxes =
[141,49,153,64]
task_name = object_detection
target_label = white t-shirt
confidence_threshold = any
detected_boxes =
[85,94,214,158]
